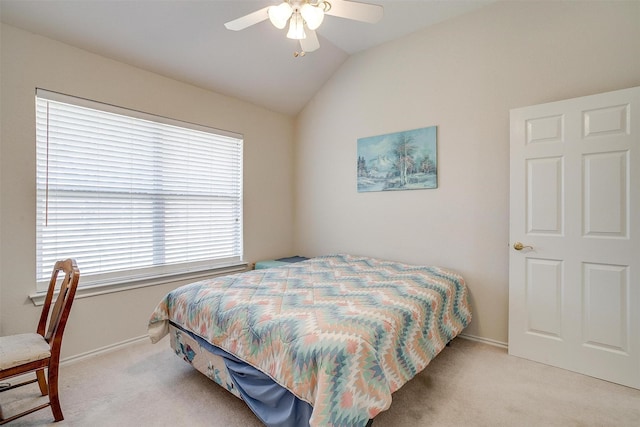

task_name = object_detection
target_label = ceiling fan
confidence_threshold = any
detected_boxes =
[224,0,383,56]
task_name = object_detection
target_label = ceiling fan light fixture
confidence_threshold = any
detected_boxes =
[286,12,306,40]
[300,3,324,30]
[268,2,293,29]
[225,0,382,56]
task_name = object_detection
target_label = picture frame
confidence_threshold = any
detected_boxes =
[357,126,437,192]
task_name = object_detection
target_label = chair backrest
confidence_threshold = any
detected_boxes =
[37,259,80,354]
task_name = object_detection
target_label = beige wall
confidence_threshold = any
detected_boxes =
[294,1,640,344]
[1,1,639,360]
[0,24,295,357]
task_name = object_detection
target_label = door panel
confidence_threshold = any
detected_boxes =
[527,157,564,234]
[583,104,629,137]
[583,151,628,237]
[582,263,628,352]
[509,86,639,389]
[526,258,563,338]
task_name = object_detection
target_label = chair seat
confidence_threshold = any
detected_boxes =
[0,333,51,370]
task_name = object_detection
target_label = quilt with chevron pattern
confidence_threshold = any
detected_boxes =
[148,254,472,426]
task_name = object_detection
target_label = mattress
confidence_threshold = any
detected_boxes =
[169,323,240,399]
[169,322,313,426]
[149,254,472,426]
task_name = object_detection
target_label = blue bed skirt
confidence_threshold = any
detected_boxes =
[174,323,313,427]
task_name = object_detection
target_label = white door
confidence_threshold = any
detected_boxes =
[509,86,639,389]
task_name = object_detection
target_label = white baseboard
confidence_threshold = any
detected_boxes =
[61,335,150,366]
[1,335,150,387]
[458,333,508,350]
[2,333,506,389]
[62,334,507,363]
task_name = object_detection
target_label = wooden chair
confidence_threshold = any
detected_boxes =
[0,259,80,424]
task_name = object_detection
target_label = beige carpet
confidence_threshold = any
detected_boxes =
[2,337,638,426]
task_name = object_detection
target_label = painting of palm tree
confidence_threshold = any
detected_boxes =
[357,126,437,192]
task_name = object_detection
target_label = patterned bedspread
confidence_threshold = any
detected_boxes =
[148,254,472,426]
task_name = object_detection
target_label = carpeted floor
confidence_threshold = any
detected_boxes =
[2,337,639,426]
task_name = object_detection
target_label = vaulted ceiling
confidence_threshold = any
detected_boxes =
[0,1,493,115]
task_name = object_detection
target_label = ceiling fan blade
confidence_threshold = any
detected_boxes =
[224,6,270,31]
[300,29,320,52]
[325,0,383,24]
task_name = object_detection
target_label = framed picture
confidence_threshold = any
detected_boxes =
[357,126,437,192]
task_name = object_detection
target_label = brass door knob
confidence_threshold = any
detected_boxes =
[513,242,533,251]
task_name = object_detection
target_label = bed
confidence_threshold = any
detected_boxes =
[148,254,472,426]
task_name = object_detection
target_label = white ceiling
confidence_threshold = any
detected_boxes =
[0,0,493,115]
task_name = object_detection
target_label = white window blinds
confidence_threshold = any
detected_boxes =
[35,89,243,287]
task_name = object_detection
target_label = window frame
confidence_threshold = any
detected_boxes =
[33,89,246,298]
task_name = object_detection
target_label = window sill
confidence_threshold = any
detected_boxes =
[29,262,249,306]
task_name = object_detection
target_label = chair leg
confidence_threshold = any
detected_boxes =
[47,365,64,422]
[36,369,48,396]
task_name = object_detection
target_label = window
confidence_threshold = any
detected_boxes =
[35,89,243,290]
